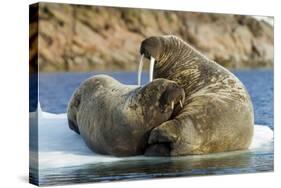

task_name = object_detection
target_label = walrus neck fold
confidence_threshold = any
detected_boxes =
[154,36,213,95]
[155,38,186,75]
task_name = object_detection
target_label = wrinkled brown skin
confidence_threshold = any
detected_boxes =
[140,35,254,156]
[67,75,185,157]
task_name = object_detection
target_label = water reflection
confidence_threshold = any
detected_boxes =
[38,148,273,186]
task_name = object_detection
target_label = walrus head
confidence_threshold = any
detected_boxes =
[139,35,193,79]
[140,36,163,61]
[137,78,185,124]
[140,35,183,62]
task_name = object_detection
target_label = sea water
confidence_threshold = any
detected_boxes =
[29,70,273,186]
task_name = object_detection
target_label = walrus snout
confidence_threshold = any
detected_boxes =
[68,119,80,134]
[140,36,162,60]
[159,83,185,112]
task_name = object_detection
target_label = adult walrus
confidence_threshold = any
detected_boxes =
[139,35,254,156]
[67,74,185,156]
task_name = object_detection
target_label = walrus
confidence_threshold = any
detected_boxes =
[67,74,185,156]
[139,35,254,156]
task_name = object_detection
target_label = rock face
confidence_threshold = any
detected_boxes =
[29,3,273,72]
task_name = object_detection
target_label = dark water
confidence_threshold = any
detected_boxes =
[37,149,273,186]
[30,70,274,186]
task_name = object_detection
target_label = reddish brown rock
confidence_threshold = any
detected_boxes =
[30,3,273,72]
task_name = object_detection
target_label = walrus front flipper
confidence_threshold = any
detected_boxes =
[145,143,170,156]
[148,120,180,144]
[145,120,180,156]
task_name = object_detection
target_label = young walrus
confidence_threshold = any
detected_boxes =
[67,75,185,157]
[139,35,254,156]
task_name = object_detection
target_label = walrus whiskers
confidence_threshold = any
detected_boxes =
[138,54,144,86]
[149,57,155,82]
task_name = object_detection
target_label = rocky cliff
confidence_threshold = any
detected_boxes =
[29,3,273,72]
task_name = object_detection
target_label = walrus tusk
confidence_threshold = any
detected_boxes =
[171,101,174,110]
[179,100,183,108]
[149,57,155,82]
[138,55,155,84]
[138,54,144,86]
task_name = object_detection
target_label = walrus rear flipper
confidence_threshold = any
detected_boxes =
[144,120,180,156]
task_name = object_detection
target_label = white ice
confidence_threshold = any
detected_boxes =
[30,105,273,169]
